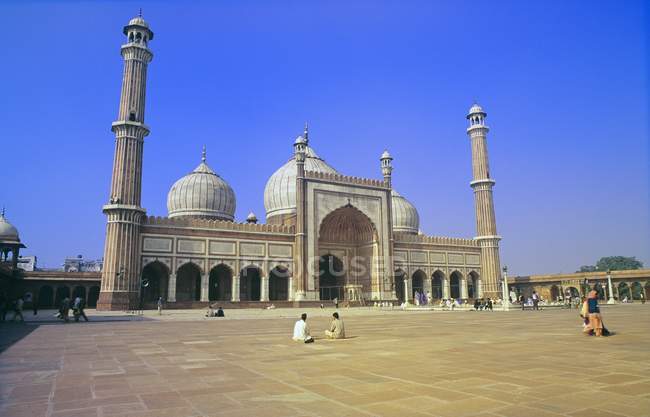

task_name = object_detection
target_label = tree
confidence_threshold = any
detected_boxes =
[578,265,597,272]
[595,256,643,271]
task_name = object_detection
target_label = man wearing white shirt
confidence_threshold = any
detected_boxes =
[293,313,314,343]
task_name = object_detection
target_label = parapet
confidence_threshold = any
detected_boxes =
[304,170,388,189]
[394,232,479,248]
[143,216,295,234]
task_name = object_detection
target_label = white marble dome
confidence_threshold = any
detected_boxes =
[391,190,420,234]
[0,212,20,243]
[468,103,486,116]
[128,16,149,28]
[167,152,236,221]
[264,140,338,220]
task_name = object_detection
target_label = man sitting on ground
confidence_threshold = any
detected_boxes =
[325,312,346,339]
[293,313,314,343]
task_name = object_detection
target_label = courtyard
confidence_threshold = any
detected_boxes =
[1,305,649,417]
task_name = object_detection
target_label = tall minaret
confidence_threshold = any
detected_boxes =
[292,126,308,301]
[97,14,154,311]
[466,103,502,299]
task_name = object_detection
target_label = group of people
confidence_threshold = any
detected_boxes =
[292,312,346,343]
[473,298,494,311]
[56,296,89,322]
[413,290,432,306]
[0,292,39,322]
[205,304,225,317]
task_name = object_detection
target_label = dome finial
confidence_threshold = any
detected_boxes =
[201,145,206,163]
[139,7,143,17]
[1,206,4,217]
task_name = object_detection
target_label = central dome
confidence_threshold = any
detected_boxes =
[264,133,338,221]
[167,149,236,221]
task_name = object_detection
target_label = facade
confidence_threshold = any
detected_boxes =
[97,15,503,310]
[16,256,37,272]
[507,269,650,302]
[63,255,103,272]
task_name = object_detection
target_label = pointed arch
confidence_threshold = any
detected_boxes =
[176,262,201,302]
[142,260,170,302]
[209,263,233,301]
[240,265,262,301]
[431,270,445,299]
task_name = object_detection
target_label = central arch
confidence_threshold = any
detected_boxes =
[319,254,345,300]
[317,204,379,301]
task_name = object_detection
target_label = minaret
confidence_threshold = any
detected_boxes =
[292,126,308,301]
[97,14,154,310]
[466,103,502,299]
[380,150,397,300]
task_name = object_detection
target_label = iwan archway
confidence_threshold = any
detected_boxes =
[317,204,379,302]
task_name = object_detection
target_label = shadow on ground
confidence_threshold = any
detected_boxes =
[0,323,39,353]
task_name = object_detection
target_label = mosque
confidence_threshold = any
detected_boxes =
[96,15,504,310]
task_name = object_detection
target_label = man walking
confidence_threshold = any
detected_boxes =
[532,291,539,310]
[157,296,163,315]
[12,296,25,323]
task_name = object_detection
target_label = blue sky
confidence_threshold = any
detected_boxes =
[0,0,648,275]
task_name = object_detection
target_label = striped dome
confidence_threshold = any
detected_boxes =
[391,190,419,234]
[264,144,338,220]
[167,152,236,221]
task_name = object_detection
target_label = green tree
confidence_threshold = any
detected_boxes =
[595,256,643,271]
[578,265,597,272]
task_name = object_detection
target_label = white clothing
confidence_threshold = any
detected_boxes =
[293,319,311,341]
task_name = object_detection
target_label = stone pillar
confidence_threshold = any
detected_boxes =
[231,275,240,302]
[461,278,468,299]
[287,276,294,301]
[97,15,154,311]
[261,275,269,302]
[477,279,483,299]
[167,272,176,302]
[404,278,411,304]
[466,104,502,300]
[443,277,450,299]
[200,273,209,302]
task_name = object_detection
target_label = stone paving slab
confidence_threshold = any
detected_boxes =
[0,304,649,417]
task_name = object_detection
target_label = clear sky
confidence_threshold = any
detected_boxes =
[1,0,648,275]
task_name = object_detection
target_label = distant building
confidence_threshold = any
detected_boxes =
[16,255,37,271]
[63,255,103,272]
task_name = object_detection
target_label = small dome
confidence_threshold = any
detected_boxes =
[167,151,236,221]
[467,103,486,118]
[128,16,149,28]
[246,212,258,224]
[391,190,420,234]
[0,212,20,243]
[264,141,338,220]
[294,135,307,145]
[381,150,392,160]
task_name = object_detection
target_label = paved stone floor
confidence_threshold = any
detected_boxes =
[1,304,649,417]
